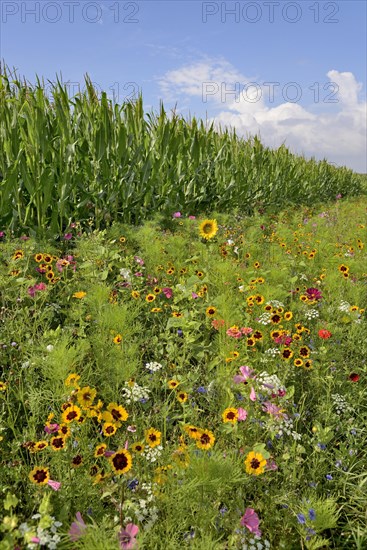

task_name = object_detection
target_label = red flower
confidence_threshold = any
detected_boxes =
[318,329,332,339]
[349,373,360,382]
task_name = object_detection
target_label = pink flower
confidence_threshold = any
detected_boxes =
[31,537,41,544]
[28,286,36,298]
[237,408,248,421]
[44,423,59,434]
[188,215,196,220]
[127,425,137,432]
[35,282,47,291]
[172,212,181,218]
[104,450,115,457]
[274,335,292,346]
[162,287,173,299]
[241,327,253,335]
[192,292,199,299]
[262,401,287,419]
[118,523,139,549]
[69,512,87,542]
[20,235,29,241]
[226,326,243,339]
[63,233,73,240]
[250,387,256,402]
[134,256,144,266]
[233,365,255,384]
[306,287,322,301]
[47,479,61,491]
[240,508,261,537]
[266,458,278,471]
[134,272,143,277]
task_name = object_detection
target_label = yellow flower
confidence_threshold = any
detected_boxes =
[61,405,82,423]
[103,423,118,437]
[206,306,217,317]
[73,291,87,299]
[222,407,238,423]
[113,334,123,345]
[196,429,215,450]
[245,451,267,475]
[145,428,161,448]
[176,391,188,403]
[109,449,132,474]
[199,219,218,240]
[106,402,128,423]
[29,467,49,485]
[168,379,180,389]
[64,373,80,388]
[77,386,97,409]
[0,382,7,391]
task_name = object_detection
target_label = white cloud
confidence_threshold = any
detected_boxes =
[158,60,367,172]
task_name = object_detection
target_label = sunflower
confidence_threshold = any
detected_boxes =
[77,386,97,409]
[284,311,293,321]
[199,219,218,240]
[151,307,162,312]
[113,334,123,345]
[12,249,24,260]
[303,360,313,370]
[196,429,215,450]
[145,428,161,448]
[29,466,50,485]
[131,290,140,299]
[109,449,132,474]
[281,348,293,360]
[168,379,180,389]
[50,436,66,451]
[206,306,217,317]
[177,391,188,403]
[71,455,83,468]
[245,451,267,475]
[34,441,49,452]
[294,358,303,367]
[106,402,128,423]
[145,294,156,303]
[94,443,107,457]
[34,253,43,263]
[103,423,118,437]
[131,442,145,454]
[58,424,71,438]
[166,268,175,275]
[270,314,282,324]
[0,382,7,391]
[61,405,82,423]
[184,425,201,440]
[172,312,183,318]
[222,408,238,423]
[338,264,349,273]
[299,346,311,358]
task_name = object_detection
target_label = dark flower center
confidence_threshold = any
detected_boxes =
[113,453,128,470]
[34,469,47,482]
[250,458,260,470]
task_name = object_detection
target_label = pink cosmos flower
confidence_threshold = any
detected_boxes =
[192,292,199,299]
[262,401,287,419]
[44,423,59,434]
[162,287,173,299]
[35,282,47,291]
[250,387,257,402]
[63,233,73,240]
[134,256,144,266]
[240,508,261,537]
[172,212,181,218]
[188,215,196,220]
[233,365,255,384]
[47,479,61,491]
[306,287,322,301]
[237,408,248,421]
[69,512,87,542]
[118,523,139,549]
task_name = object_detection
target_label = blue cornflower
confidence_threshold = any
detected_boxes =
[317,443,326,450]
[308,509,316,521]
[326,474,333,480]
[297,513,306,524]
[127,478,139,491]
[196,386,207,394]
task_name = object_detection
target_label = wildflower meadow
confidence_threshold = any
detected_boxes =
[1,74,367,550]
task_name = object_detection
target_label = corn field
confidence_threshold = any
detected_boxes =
[0,66,365,235]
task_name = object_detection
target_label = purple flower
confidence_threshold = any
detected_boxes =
[326,474,333,480]
[69,512,87,542]
[63,233,73,240]
[172,212,181,218]
[134,256,144,266]
[308,509,316,521]
[118,523,139,549]
[240,508,261,537]
[297,513,306,524]
[306,287,322,301]
[0,231,5,238]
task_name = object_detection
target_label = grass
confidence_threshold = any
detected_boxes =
[0,197,366,549]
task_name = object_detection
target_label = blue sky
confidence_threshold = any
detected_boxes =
[1,0,366,171]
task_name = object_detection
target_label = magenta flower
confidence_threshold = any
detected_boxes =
[63,233,73,240]
[192,292,199,299]
[35,282,47,291]
[240,508,261,537]
[47,479,61,491]
[162,287,173,299]
[69,512,87,542]
[237,407,248,421]
[233,365,255,384]
[172,212,181,218]
[250,387,257,402]
[306,287,322,301]
[134,256,144,266]
[44,423,59,434]
[118,523,139,549]
[188,215,196,220]
[262,401,287,419]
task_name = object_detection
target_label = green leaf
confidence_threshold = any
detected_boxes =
[3,493,18,511]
